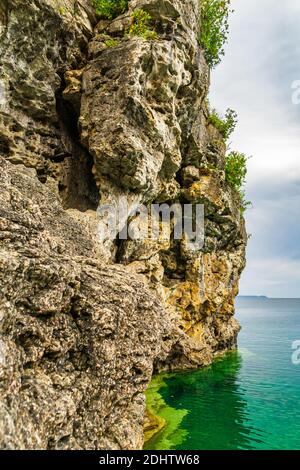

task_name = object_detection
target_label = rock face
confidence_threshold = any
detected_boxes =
[0,157,167,449]
[0,0,247,449]
[0,0,98,210]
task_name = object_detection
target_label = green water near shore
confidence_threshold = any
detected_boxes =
[145,298,300,450]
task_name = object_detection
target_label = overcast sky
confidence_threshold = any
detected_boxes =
[210,0,300,298]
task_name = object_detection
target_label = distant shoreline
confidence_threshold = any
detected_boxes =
[237,295,268,299]
[237,296,300,300]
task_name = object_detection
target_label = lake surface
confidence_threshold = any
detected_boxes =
[145,298,300,450]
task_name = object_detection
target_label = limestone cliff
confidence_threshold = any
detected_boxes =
[0,0,247,449]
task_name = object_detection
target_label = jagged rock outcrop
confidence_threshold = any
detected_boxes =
[76,0,246,370]
[0,0,98,210]
[0,0,247,449]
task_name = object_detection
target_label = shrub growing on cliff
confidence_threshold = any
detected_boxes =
[199,0,232,68]
[209,108,237,140]
[92,0,128,19]
[225,151,251,213]
[239,191,252,214]
[225,151,247,190]
[129,9,157,39]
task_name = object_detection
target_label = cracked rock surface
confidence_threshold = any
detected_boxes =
[0,157,167,449]
[0,0,247,449]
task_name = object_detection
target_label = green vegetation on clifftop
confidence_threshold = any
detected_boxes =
[199,0,232,68]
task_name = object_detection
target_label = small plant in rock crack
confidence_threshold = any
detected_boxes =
[104,38,120,47]
[199,0,233,68]
[225,151,252,214]
[58,6,66,15]
[208,108,237,140]
[128,9,157,40]
[92,0,128,19]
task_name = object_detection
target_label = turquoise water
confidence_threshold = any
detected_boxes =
[145,298,300,450]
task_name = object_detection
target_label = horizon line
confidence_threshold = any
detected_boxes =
[238,295,300,299]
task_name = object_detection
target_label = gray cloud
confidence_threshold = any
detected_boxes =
[210,0,300,297]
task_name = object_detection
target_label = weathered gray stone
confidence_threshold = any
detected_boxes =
[80,0,208,197]
[0,0,247,450]
[76,0,246,371]
[0,0,97,208]
[0,157,168,450]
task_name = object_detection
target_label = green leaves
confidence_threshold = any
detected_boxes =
[128,9,157,39]
[92,0,128,20]
[104,38,120,47]
[199,0,232,68]
[225,151,251,214]
[209,108,237,140]
[208,105,250,214]
[225,151,247,191]
[92,3,157,40]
